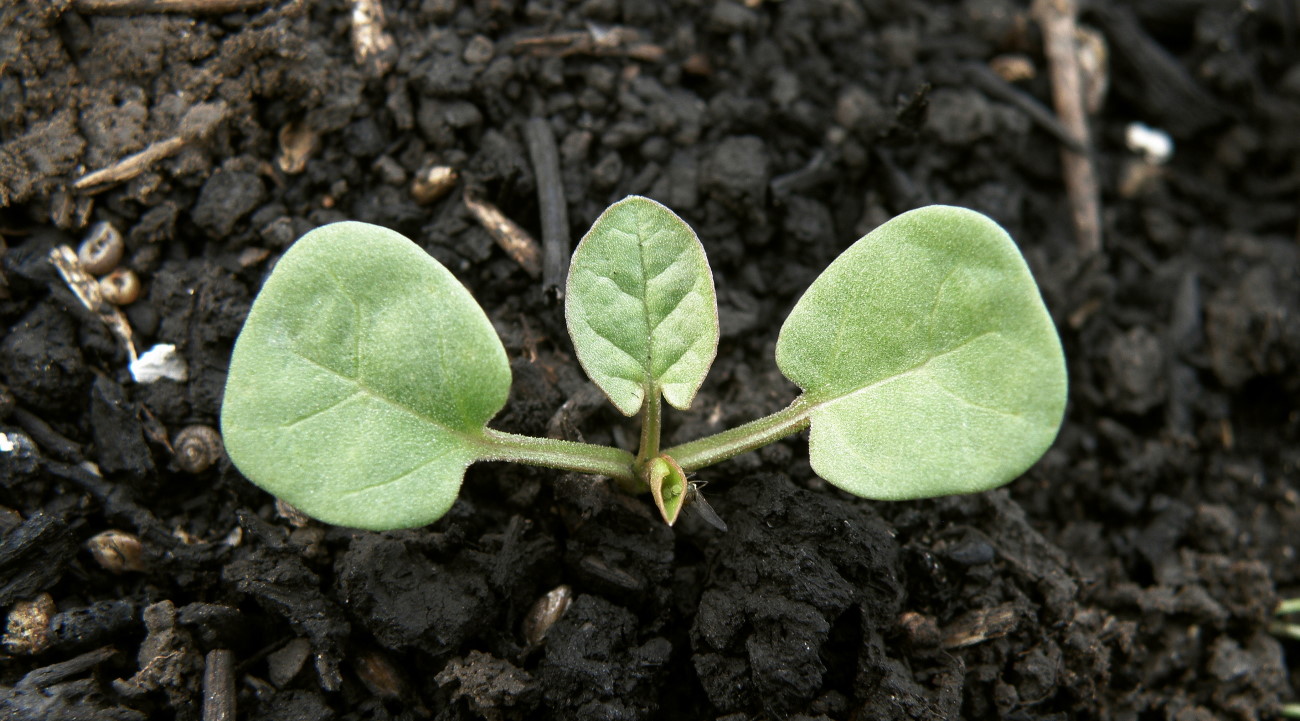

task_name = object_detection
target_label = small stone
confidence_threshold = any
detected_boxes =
[462,34,494,64]
[267,638,312,687]
[3,593,55,655]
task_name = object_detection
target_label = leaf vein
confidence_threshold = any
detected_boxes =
[286,348,473,440]
[928,372,1025,419]
[576,319,645,375]
[648,284,695,330]
[320,264,362,375]
[337,444,461,498]
[818,330,1001,406]
[277,389,365,429]
[645,246,688,283]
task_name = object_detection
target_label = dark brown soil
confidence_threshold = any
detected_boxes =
[2,1,1298,719]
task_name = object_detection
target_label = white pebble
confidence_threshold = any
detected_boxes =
[130,344,190,383]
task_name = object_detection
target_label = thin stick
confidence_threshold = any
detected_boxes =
[202,649,236,721]
[17,647,118,690]
[510,28,665,62]
[464,192,543,278]
[1033,0,1102,256]
[43,459,190,551]
[71,0,274,12]
[1272,621,1300,641]
[963,62,1085,154]
[10,407,83,462]
[524,117,569,298]
[73,137,187,192]
[74,101,228,193]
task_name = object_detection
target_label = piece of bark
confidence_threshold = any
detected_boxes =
[17,647,118,690]
[524,118,569,299]
[202,649,235,721]
[0,512,76,607]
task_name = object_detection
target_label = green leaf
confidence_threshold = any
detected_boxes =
[565,196,719,416]
[776,206,1067,499]
[646,455,688,525]
[221,221,510,529]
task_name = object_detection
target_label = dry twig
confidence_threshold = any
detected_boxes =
[17,647,118,689]
[202,649,235,721]
[511,25,665,61]
[963,62,1084,154]
[1033,0,1102,256]
[74,101,228,193]
[71,0,274,14]
[464,192,543,278]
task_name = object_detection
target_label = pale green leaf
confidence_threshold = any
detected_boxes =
[776,206,1067,499]
[647,455,688,525]
[221,221,510,529]
[565,196,719,416]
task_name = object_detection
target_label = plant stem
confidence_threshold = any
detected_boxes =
[636,391,662,468]
[1277,598,1300,616]
[478,429,641,490]
[1283,703,1300,719]
[1272,621,1300,642]
[663,397,812,472]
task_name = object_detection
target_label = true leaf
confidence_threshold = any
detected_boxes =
[646,455,688,525]
[776,206,1067,499]
[565,196,719,416]
[221,221,511,529]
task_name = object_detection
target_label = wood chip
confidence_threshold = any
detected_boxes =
[942,603,1021,648]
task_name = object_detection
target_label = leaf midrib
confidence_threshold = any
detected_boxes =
[286,347,481,443]
[802,330,1003,412]
[635,214,657,399]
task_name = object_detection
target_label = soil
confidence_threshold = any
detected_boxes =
[1,0,1298,719]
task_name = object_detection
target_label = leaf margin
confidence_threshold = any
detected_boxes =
[564,195,720,416]
[775,205,1068,500]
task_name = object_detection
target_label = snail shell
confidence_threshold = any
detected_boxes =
[98,268,141,305]
[86,529,146,573]
[173,425,223,473]
[522,584,572,645]
[77,222,124,275]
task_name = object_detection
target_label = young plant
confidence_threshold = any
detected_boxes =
[221,197,1067,530]
[1278,599,1300,718]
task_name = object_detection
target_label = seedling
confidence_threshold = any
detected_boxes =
[221,197,1067,530]
[1278,599,1300,718]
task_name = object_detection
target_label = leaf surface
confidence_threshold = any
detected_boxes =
[565,196,719,415]
[647,455,688,525]
[221,222,510,529]
[776,206,1067,499]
